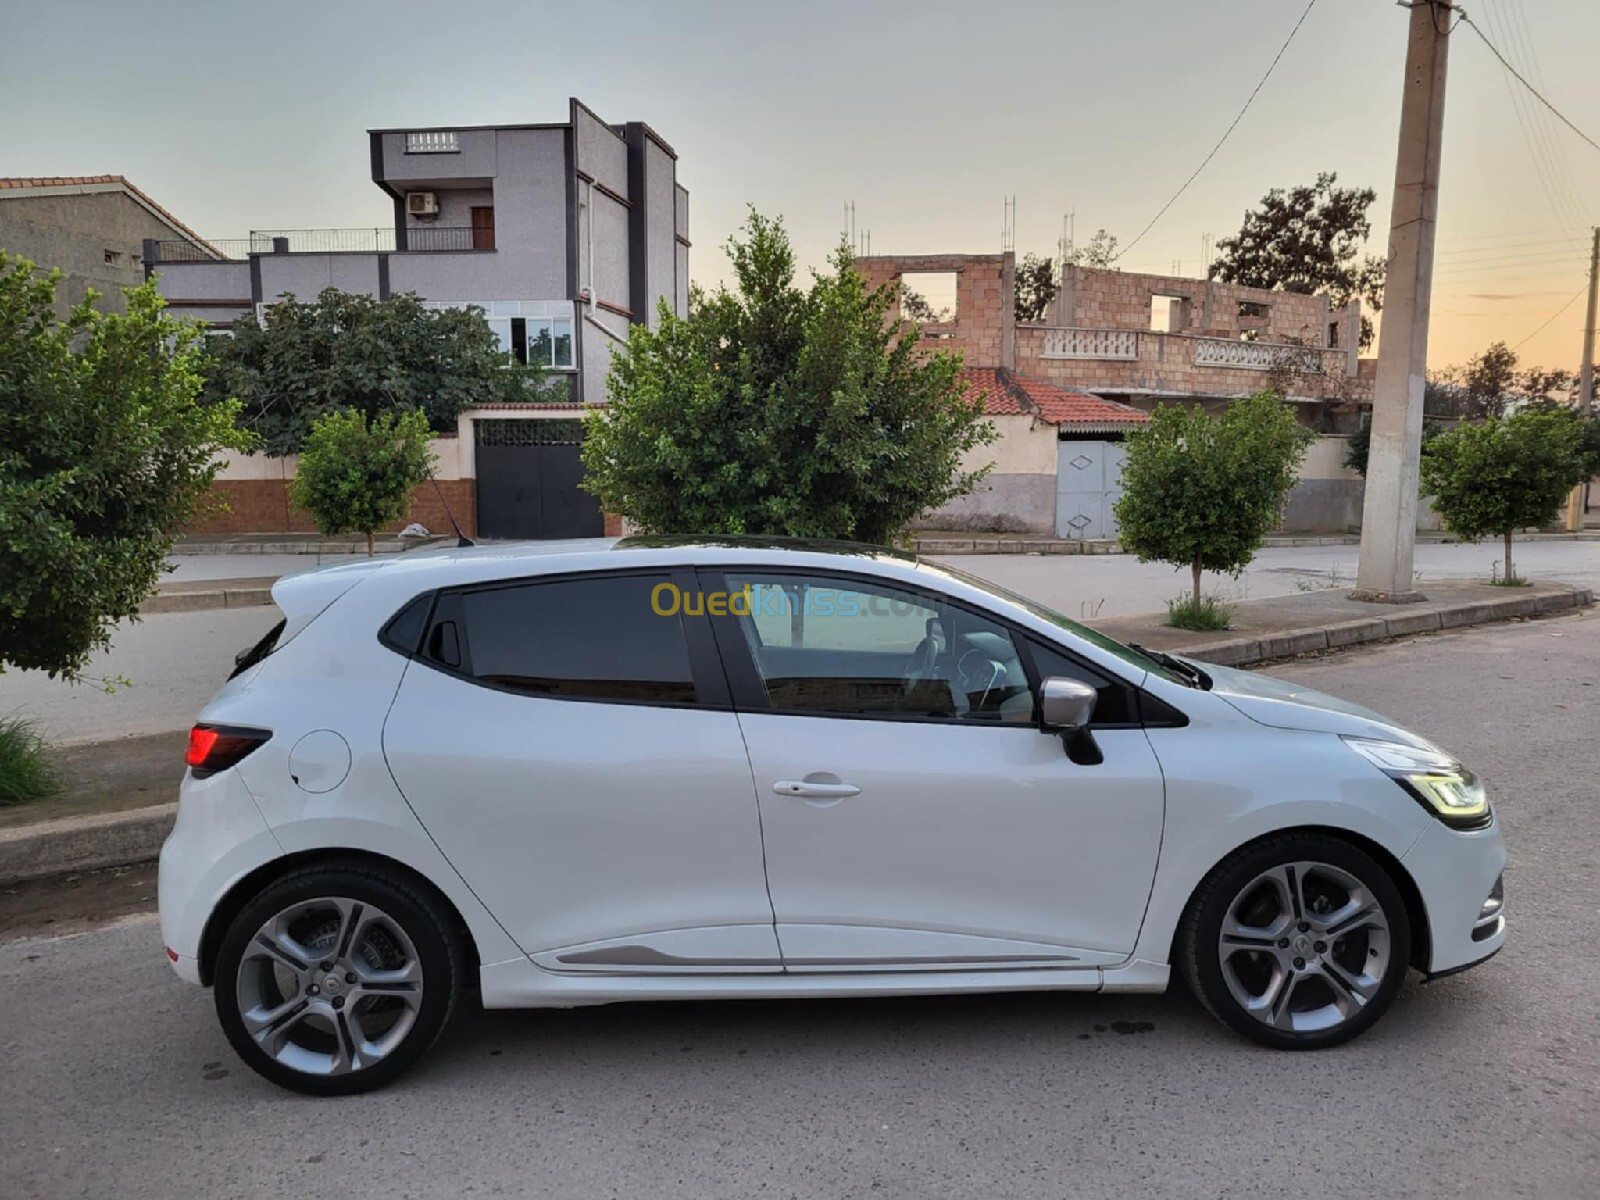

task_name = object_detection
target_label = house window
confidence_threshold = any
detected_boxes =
[423,300,576,369]
[1328,321,1341,348]
[1238,300,1270,320]
[898,271,958,328]
[104,249,123,266]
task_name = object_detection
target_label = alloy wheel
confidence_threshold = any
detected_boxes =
[234,896,425,1077]
[1215,860,1392,1035]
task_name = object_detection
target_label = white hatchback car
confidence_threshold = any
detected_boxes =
[160,538,1506,1094]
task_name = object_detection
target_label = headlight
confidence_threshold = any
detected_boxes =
[1344,737,1491,829]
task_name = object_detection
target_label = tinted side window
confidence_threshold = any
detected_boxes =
[725,572,1034,723]
[454,574,698,705]
[1026,640,1138,726]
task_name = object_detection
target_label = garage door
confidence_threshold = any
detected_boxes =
[474,419,606,540]
[1054,440,1126,540]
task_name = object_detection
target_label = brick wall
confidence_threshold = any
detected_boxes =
[854,253,1015,368]
[186,479,478,538]
[1053,267,1331,343]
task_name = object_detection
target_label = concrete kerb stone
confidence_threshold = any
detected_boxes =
[1382,610,1444,639]
[0,804,177,886]
[1323,618,1387,648]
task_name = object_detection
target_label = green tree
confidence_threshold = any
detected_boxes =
[1208,173,1385,349]
[1113,391,1314,602]
[0,253,252,680]
[1343,412,1444,477]
[1063,229,1120,269]
[900,286,949,324]
[288,408,436,556]
[1014,253,1059,323]
[202,288,558,456]
[582,211,995,546]
[1420,405,1591,583]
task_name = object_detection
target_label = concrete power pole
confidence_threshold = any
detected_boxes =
[1564,227,1598,532]
[1354,0,1454,602]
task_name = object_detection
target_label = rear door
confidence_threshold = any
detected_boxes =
[382,568,781,972]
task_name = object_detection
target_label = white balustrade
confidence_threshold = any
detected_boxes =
[1040,327,1139,361]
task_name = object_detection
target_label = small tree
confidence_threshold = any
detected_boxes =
[1063,229,1120,269]
[203,288,558,456]
[1014,253,1059,323]
[582,210,995,545]
[0,253,252,681]
[1114,391,1314,603]
[1343,412,1443,477]
[289,409,436,555]
[1420,405,1590,583]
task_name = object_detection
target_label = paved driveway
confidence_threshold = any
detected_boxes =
[2,617,1596,1199]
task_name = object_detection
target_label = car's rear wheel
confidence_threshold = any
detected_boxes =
[1180,834,1411,1050]
[214,865,460,1095]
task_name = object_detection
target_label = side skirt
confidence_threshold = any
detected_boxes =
[478,958,1171,1009]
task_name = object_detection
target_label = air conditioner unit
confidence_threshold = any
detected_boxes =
[407,192,439,217]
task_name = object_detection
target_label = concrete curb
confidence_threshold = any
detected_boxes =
[915,531,1600,555]
[1171,585,1593,667]
[144,586,274,615]
[0,804,176,886]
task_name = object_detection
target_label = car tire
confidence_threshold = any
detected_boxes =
[1180,833,1412,1050]
[214,863,461,1095]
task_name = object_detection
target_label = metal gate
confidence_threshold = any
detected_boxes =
[1054,439,1126,540]
[473,419,605,540]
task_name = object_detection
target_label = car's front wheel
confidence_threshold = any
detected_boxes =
[214,864,460,1095]
[1180,834,1412,1049]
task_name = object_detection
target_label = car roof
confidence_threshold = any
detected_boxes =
[342,536,921,594]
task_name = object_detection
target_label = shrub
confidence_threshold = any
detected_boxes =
[288,409,436,556]
[1166,593,1235,632]
[0,716,63,807]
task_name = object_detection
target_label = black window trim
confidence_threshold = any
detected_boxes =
[410,566,731,711]
[694,565,1185,730]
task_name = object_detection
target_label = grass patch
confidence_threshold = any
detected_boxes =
[1490,574,1531,588]
[1166,593,1235,632]
[0,716,64,807]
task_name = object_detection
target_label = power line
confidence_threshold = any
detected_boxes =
[1462,10,1600,158]
[1113,0,1317,263]
[1503,0,1591,225]
[1512,283,1588,350]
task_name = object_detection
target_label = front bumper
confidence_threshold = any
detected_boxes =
[1400,812,1507,975]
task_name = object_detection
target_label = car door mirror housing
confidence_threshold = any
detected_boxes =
[1040,677,1097,731]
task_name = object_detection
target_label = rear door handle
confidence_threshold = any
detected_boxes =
[773,780,861,799]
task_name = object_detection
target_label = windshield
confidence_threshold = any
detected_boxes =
[922,562,1190,686]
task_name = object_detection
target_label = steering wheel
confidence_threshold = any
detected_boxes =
[955,649,1007,712]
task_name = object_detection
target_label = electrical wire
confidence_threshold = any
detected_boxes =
[1112,0,1317,263]
[1463,9,1600,158]
[1511,284,1587,350]
[1503,0,1592,226]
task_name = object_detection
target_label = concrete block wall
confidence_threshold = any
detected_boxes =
[854,253,1015,368]
[1054,268,1330,344]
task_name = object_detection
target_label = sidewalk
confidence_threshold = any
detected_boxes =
[0,579,1589,885]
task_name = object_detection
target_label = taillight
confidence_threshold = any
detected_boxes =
[186,724,271,777]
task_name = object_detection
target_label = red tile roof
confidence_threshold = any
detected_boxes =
[0,175,215,253]
[959,367,1149,429]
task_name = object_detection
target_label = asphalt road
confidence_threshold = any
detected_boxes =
[2,616,1597,1199]
[4,540,1599,745]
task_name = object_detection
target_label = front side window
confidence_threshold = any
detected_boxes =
[450,574,697,704]
[723,572,1034,723]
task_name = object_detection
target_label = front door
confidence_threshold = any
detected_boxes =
[382,569,781,972]
[704,568,1166,971]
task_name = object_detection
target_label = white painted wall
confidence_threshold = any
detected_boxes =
[212,436,470,483]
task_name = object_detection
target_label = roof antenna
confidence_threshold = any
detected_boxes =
[428,474,475,547]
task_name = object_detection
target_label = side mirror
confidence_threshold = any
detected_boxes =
[1040,677,1097,731]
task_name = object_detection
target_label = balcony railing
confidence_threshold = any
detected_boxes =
[149,227,488,261]
[1193,336,1325,372]
[405,131,460,154]
[1039,327,1139,360]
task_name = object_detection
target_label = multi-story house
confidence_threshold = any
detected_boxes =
[855,253,1375,538]
[149,98,688,540]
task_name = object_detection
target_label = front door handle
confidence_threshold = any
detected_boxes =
[773,780,861,800]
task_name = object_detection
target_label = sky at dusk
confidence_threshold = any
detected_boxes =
[3,0,1598,371]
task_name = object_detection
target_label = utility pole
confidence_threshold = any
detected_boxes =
[1564,226,1597,531]
[1354,0,1453,602]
